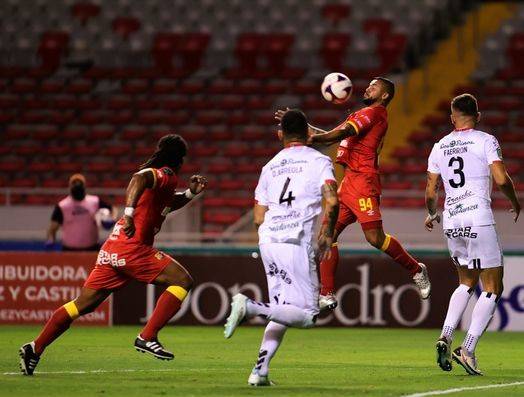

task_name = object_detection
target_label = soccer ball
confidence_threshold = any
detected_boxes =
[321,72,353,104]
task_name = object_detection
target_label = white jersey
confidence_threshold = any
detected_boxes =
[427,128,503,229]
[255,145,335,245]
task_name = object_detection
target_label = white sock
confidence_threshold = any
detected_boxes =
[253,321,287,376]
[463,291,498,354]
[246,300,316,328]
[440,284,474,342]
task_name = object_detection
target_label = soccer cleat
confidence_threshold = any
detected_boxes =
[19,342,40,376]
[134,336,174,361]
[248,370,274,386]
[224,293,248,339]
[318,294,338,311]
[436,337,452,371]
[413,263,431,299]
[452,346,483,376]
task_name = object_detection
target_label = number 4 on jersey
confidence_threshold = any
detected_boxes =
[279,177,296,206]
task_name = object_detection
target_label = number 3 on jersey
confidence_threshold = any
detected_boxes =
[448,156,465,188]
[279,177,296,206]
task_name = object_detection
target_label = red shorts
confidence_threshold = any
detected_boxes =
[84,240,173,290]
[333,172,382,233]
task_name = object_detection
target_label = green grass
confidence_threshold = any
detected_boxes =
[1,326,523,396]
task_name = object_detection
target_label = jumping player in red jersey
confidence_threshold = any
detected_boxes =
[19,135,207,375]
[276,77,431,310]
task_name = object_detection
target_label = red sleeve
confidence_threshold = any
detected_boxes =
[345,107,378,135]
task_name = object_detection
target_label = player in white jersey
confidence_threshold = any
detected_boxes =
[223,109,339,386]
[424,94,520,375]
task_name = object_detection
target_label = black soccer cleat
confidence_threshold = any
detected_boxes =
[435,337,452,372]
[19,342,40,376]
[134,336,174,361]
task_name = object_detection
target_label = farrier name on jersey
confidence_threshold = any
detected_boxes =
[427,129,503,229]
[255,146,335,245]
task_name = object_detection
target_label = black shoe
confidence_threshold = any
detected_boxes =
[134,336,174,361]
[435,337,452,372]
[19,342,40,376]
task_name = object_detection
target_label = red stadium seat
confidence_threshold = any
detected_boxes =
[38,31,69,73]
[320,33,351,71]
[112,16,140,40]
[363,18,392,40]
[71,2,101,25]
[322,4,351,26]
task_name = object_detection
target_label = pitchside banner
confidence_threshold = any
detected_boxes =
[114,254,460,328]
[0,252,111,325]
[1,252,522,329]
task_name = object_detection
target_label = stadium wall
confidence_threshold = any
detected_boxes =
[1,252,523,330]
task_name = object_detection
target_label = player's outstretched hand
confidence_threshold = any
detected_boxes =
[189,175,207,195]
[424,212,441,231]
[274,107,290,124]
[317,234,333,262]
[123,215,136,238]
[510,201,521,222]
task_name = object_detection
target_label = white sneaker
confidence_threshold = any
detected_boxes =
[413,263,431,299]
[452,346,483,375]
[318,294,338,311]
[248,370,274,386]
[224,293,248,339]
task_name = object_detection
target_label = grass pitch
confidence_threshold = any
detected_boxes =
[1,325,523,396]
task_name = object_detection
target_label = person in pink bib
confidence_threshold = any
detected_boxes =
[46,173,114,251]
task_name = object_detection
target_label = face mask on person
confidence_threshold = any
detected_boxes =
[70,182,86,201]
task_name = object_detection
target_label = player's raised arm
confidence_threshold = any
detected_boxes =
[309,123,357,145]
[424,172,441,231]
[490,161,520,222]
[170,175,208,211]
[318,180,339,261]
[122,169,155,237]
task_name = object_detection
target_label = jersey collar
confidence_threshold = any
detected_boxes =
[284,142,305,148]
[453,127,473,132]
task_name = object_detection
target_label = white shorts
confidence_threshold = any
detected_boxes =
[444,225,503,269]
[259,242,319,316]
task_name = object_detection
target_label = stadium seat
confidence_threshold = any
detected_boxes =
[112,17,141,40]
[71,2,101,25]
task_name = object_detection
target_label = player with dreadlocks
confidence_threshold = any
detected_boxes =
[19,134,208,375]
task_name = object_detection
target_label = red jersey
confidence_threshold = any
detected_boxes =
[335,105,388,174]
[107,167,178,247]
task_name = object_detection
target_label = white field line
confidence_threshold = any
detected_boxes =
[3,368,181,376]
[404,381,524,397]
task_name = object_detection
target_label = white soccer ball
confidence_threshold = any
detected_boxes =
[321,72,353,104]
[96,208,115,230]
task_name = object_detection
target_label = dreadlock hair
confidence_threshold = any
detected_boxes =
[140,134,188,170]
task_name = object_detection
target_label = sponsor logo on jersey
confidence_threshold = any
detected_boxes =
[270,158,308,170]
[446,190,474,206]
[440,139,474,149]
[162,167,173,176]
[448,203,478,218]
[155,252,164,260]
[444,226,478,239]
[268,221,300,232]
[271,210,301,222]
